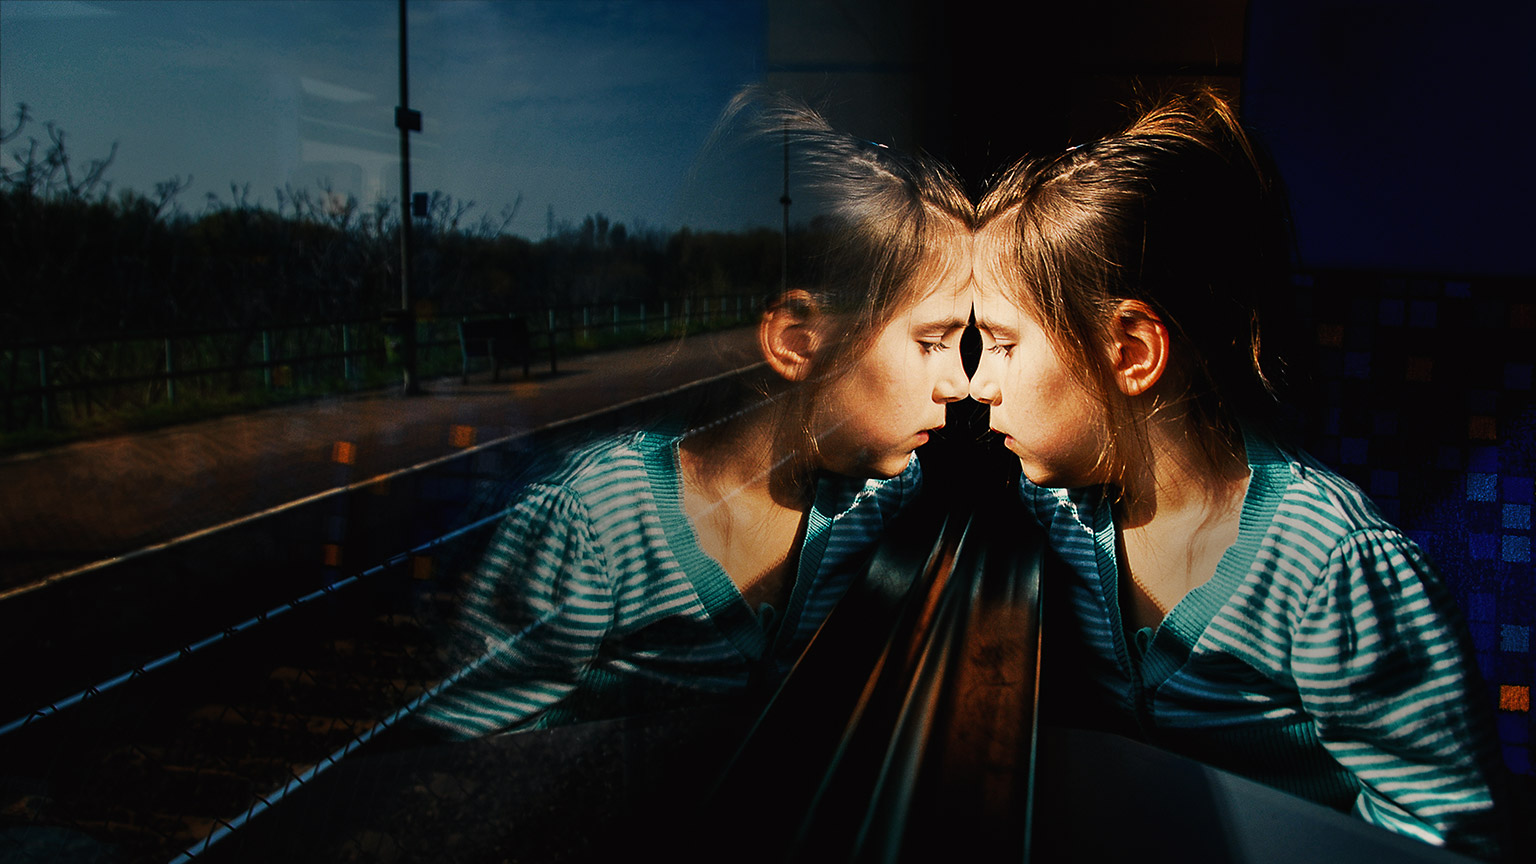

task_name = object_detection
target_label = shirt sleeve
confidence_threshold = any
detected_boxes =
[416,482,615,739]
[1292,527,1504,857]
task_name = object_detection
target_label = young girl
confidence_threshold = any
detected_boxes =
[968,88,1506,856]
[415,101,974,738]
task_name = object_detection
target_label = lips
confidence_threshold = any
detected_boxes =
[990,427,1020,453]
[915,424,946,446]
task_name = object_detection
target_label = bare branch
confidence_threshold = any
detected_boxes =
[0,103,32,145]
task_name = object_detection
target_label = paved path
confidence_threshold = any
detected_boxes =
[0,327,761,588]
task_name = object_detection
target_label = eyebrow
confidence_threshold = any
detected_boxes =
[911,314,970,333]
[975,318,1019,341]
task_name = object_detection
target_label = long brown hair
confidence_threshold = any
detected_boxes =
[700,90,974,476]
[977,85,1292,487]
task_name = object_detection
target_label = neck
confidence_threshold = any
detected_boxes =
[679,406,811,511]
[1114,413,1248,531]
[678,403,814,610]
[1112,412,1251,633]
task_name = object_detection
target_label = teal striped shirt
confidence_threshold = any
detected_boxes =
[1029,431,1503,857]
[419,428,920,738]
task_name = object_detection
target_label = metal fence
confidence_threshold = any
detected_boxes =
[1,294,761,434]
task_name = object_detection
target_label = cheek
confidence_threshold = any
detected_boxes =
[853,345,918,405]
[995,358,1083,442]
[866,367,918,423]
[997,357,1035,409]
[815,368,888,429]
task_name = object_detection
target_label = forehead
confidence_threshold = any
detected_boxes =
[972,221,1016,280]
[901,228,974,312]
[970,222,1024,319]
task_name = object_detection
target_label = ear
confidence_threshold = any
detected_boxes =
[1108,299,1169,396]
[760,289,820,382]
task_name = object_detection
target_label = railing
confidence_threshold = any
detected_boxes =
[0,293,763,434]
[701,482,1046,863]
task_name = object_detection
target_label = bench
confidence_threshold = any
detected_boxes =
[458,317,532,383]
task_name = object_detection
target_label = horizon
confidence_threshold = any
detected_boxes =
[1,0,792,241]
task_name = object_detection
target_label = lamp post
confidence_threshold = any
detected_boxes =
[780,124,791,297]
[395,0,422,395]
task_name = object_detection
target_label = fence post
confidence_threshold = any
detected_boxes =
[164,336,176,405]
[37,346,50,430]
[582,305,590,341]
[612,303,619,337]
[342,324,353,380]
[684,297,691,328]
[546,307,559,375]
[663,300,669,332]
[262,331,274,390]
[640,301,647,334]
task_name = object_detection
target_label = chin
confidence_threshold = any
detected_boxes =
[856,450,914,480]
[863,459,908,480]
[823,438,919,480]
[1018,460,1065,489]
[1020,460,1099,490]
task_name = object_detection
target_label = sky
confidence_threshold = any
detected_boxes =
[0,0,786,239]
[1243,0,1536,277]
[5,0,1532,273]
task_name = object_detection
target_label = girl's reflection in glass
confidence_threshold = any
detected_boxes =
[415,99,974,738]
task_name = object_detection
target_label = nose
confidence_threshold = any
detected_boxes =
[933,345,968,404]
[969,353,1001,405]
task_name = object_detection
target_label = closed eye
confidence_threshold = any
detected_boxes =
[919,340,951,355]
[985,343,1014,357]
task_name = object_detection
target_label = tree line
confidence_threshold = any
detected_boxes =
[0,106,806,347]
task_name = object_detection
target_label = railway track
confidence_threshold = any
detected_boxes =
[0,372,751,864]
[0,497,493,863]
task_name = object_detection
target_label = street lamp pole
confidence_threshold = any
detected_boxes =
[780,124,791,297]
[395,0,422,395]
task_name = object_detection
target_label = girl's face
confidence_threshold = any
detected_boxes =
[812,238,974,478]
[968,226,1108,488]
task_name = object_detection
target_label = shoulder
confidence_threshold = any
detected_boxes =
[488,431,669,561]
[485,431,678,579]
[531,430,666,515]
[1245,436,1436,592]
[1247,435,1394,540]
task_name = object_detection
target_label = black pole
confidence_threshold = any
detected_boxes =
[397,0,419,395]
[780,124,791,297]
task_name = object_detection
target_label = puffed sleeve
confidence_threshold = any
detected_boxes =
[417,483,615,738]
[1292,528,1504,858]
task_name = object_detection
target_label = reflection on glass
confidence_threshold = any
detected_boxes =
[414,99,974,737]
